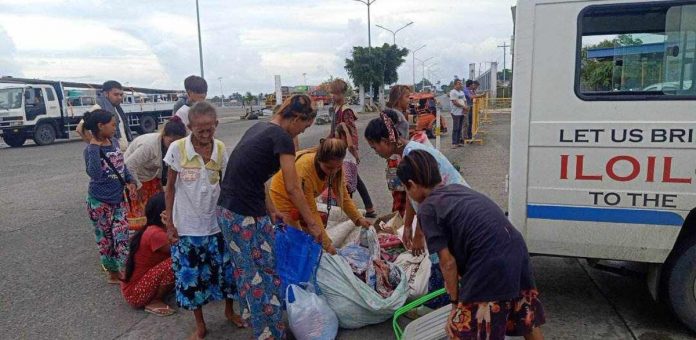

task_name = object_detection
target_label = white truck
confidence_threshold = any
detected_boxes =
[0,77,181,147]
[510,0,696,330]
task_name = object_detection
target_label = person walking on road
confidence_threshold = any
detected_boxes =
[216,94,318,340]
[269,138,372,254]
[396,150,545,340]
[121,192,176,316]
[174,76,208,128]
[163,102,243,339]
[327,79,377,218]
[449,79,468,148]
[83,109,137,283]
[123,117,187,230]
[78,81,134,151]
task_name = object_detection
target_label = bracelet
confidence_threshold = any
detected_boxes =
[450,298,459,305]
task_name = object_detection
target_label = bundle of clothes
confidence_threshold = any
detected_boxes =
[338,243,402,298]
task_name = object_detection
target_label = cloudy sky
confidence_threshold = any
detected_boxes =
[0,0,515,94]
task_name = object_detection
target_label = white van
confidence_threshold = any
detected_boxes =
[510,0,696,330]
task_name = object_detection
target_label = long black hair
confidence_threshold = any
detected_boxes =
[364,109,400,143]
[123,192,166,282]
[82,109,114,138]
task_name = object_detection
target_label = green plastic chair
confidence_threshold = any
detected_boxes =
[392,288,447,340]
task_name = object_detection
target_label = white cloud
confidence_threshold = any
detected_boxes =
[0,0,516,93]
[0,26,22,77]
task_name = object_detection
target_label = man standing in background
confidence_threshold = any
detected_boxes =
[173,75,208,128]
[77,80,133,151]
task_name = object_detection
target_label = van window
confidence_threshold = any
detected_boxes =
[45,88,55,101]
[577,2,696,100]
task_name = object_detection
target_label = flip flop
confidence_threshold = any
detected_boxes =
[144,305,176,317]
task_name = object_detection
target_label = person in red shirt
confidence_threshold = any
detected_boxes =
[120,192,175,316]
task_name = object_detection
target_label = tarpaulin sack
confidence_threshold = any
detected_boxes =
[317,228,409,329]
[274,223,323,300]
[393,252,432,300]
[286,284,338,340]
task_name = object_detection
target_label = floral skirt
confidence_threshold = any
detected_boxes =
[450,289,546,339]
[170,232,237,310]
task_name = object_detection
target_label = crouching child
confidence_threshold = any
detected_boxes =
[396,150,545,340]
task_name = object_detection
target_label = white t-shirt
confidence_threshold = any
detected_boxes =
[449,89,467,116]
[174,105,191,128]
[163,135,228,236]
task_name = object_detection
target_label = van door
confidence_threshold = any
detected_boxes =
[519,0,696,263]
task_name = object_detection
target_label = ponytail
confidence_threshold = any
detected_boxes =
[82,109,114,138]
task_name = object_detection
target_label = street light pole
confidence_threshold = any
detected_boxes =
[217,77,224,107]
[353,0,378,107]
[416,56,434,91]
[196,0,204,78]
[375,21,414,45]
[353,0,378,48]
[411,44,426,88]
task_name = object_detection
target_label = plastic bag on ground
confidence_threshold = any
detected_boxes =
[317,229,409,329]
[286,284,338,340]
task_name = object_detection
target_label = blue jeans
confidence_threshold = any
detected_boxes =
[451,114,465,144]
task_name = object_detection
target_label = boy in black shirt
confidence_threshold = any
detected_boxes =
[397,150,545,340]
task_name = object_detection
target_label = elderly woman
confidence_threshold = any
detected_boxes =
[123,117,186,229]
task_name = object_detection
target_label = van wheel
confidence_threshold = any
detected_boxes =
[662,236,696,332]
[33,122,56,146]
[3,133,26,147]
[139,115,157,134]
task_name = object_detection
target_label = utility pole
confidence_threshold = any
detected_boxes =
[217,77,224,107]
[416,57,435,91]
[411,45,426,88]
[353,0,378,106]
[196,0,204,78]
[498,41,510,97]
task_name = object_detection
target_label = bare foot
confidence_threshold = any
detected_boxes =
[107,272,120,284]
[226,311,246,328]
[189,326,206,340]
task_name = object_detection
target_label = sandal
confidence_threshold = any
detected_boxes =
[144,305,176,317]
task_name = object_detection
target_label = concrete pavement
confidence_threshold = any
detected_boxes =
[0,109,693,339]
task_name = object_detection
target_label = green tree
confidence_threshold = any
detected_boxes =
[230,92,243,102]
[345,44,409,99]
[581,34,646,91]
[414,78,433,92]
[244,92,255,106]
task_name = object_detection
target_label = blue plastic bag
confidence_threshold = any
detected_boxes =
[274,223,323,300]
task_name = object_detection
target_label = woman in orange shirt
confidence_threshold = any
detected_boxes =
[269,138,371,254]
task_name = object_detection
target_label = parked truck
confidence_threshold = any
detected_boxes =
[0,77,182,147]
[511,0,696,331]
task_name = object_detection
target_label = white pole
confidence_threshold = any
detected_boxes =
[218,77,224,107]
[196,0,204,78]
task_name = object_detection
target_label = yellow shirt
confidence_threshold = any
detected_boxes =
[269,150,362,250]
